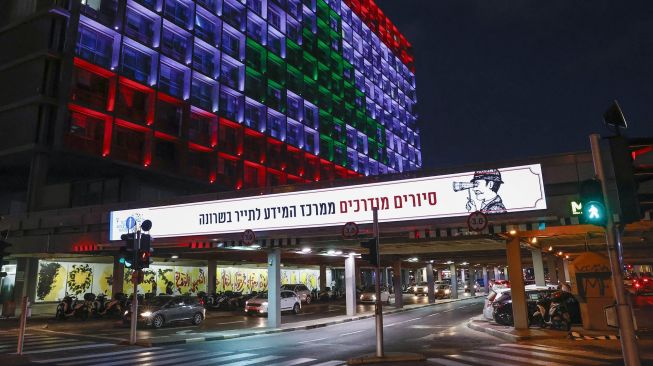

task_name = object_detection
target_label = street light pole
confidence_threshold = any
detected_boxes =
[590,134,640,366]
[129,230,140,345]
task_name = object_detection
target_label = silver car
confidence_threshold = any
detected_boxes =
[281,284,312,304]
[123,295,206,328]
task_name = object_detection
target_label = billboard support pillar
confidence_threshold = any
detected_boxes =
[506,235,528,330]
[426,263,435,303]
[345,254,356,316]
[532,249,546,286]
[267,248,281,328]
[449,264,458,299]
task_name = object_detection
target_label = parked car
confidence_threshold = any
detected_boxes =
[633,275,653,296]
[483,287,511,320]
[359,287,390,303]
[489,279,510,290]
[491,286,557,326]
[281,284,313,304]
[435,284,452,299]
[245,290,301,315]
[413,282,430,296]
[123,295,205,328]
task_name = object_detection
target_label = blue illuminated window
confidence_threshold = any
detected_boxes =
[267,110,285,139]
[220,56,244,91]
[222,0,246,31]
[191,77,215,111]
[76,23,113,68]
[122,45,153,83]
[193,43,219,78]
[219,86,244,122]
[159,62,185,98]
[161,25,191,63]
[244,98,266,131]
[195,10,220,46]
[164,0,192,29]
[286,119,303,147]
[221,25,245,60]
[125,7,156,46]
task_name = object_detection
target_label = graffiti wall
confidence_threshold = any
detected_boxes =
[216,267,323,293]
[122,265,207,295]
[35,261,113,302]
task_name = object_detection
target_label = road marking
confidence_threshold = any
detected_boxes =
[339,330,364,336]
[427,312,441,317]
[467,350,570,366]
[92,350,199,366]
[502,344,620,359]
[240,346,271,352]
[34,347,163,363]
[310,361,346,366]
[449,354,522,366]
[143,350,233,366]
[427,358,474,366]
[219,355,284,366]
[491,347,610,365]
[296,312,316,316]
[215,320,246,325]
[61,349,181,365]
[17,342,114,355]
[189,353,256,366]
[265,358,316,366]
[298,337,329,344]
[384,316,422,327]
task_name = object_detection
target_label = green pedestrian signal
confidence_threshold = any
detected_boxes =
[579,179,607,227]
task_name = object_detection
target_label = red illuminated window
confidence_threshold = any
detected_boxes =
[65,109,107,156]
[112,125,146,165]
[243,162,265,189]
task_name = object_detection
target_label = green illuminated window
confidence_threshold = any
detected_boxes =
[246,38,267,72]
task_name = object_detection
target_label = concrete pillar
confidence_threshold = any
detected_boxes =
[267,249,281,328]
[460,267,466,283]
[207,259,216,295]
[402,269,410,286]
[345,255,357,316]
[470,269,477,296]
[531,249,545,286]
[562,259,571,282]
[436,268,442,281]
[12,258,38,315]
[112,255,124,295]
[421,268,427,283]
[493,266,500,281]
[504,266,509,280]
[392,260,403,308]
[449,264,458,299]
[482,266,489,294]
[547,256,558,284]
[506,236,528,330]
[355,264,362,288]
[319,265,327,290]
[426,263,435,303]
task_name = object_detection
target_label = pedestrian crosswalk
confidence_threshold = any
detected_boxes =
[427,343,623,366]
[0,332,114,355]
[16,342,346,366]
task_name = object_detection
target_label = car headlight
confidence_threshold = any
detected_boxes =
[372,295,376,301]
[124,310,129,316]
[445,289,451,294]
[262,302,268,306]
[360,295,364,300]
[245,301,248,307]
[141,311,152,317]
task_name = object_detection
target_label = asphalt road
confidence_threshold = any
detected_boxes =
[1,297,636,365]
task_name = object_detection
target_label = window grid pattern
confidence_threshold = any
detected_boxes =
[67,0,418,189]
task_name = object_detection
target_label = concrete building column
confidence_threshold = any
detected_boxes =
[112,255,124,295]
[547,256,558,284]
[319,265,327,290]
[531,249,545,286]
[504,266,509,280]
[436,268,442,281]
[402,269,410,286]
[506,236,528,330]
[449,264,458,299]
[426,263,435,303]
[267,248,281,328]
[460,267,466,283]
[392,260,403,308]
[207,259,216,295]
[470,269,477,296]
[12,258,39,316]
[562,259,571,282]
[482,266,489,294]
[345,255,357,316]
[493,266,500,281]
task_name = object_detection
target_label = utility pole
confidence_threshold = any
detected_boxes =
[129,230,140,345]
[590,134,640,366]
[372,208,384,358]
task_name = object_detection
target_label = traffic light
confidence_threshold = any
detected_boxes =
[0,238,11,278]
[607,136,641,224]
[120,233,136,268]
[360,238,379,267]
[137,249,152,269]
[579,179,607,227]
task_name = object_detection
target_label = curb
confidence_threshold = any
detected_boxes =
[569,331,622,341]
[139,296,484,347]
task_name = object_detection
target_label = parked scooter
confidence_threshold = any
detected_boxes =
[99,292,126,317]
[533,294,571,331]
[55,295,89,320]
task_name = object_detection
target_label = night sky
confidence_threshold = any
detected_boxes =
[375,0,653,169]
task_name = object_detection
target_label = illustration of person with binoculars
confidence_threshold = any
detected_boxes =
[452,169,507,213]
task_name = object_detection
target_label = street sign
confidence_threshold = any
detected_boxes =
[125,216,136,230]
[342,222,359,238]
[467,211,488,232]
[242,229,256,245]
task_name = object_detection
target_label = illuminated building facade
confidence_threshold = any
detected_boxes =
[0,0,419,211]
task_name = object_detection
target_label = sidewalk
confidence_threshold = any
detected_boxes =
[127,296,484,347]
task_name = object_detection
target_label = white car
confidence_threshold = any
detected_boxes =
[482,285,557,320]
[245,290,301,315]
[359,287,390,303]
[412,282,430,296]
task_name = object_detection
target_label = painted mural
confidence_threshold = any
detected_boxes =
[122,265,207,295]
[35,261,113,302]
[215,267,320,293]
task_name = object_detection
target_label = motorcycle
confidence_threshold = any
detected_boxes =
[55,295,89,320]
[99,292,126,317]
[533,295,571,331]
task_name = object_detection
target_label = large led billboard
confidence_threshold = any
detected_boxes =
[109,164,546,240]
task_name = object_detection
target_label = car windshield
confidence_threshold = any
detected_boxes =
[437,285,448,289]
[418,282,428,286]
[255,293,268,299]
[146,297,172,306]
[280,285,293,290]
